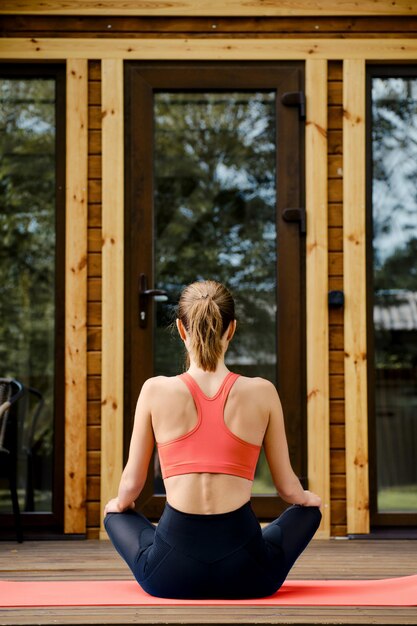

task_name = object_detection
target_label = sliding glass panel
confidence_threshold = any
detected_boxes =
[0,77,56,513]
[153,91,276,494]
[371,76,417,513]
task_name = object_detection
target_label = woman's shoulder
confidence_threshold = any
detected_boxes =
[141,374,185,395]
[234,374,277,395]
[143,373,277,398]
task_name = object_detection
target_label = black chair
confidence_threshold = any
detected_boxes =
[23,386,45,513]
[0,378,25,542]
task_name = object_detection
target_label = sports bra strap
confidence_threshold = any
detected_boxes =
[218,372,240,405]
[179,371,239,407]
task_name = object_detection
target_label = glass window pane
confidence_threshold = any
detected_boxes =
[0,77,56,513]
[153,91,277,494]
[371,76,417,513]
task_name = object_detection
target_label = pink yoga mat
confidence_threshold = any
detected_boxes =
[1,575,416,607]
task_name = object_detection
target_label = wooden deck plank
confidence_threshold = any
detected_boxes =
[0,540,416,625]
[1,606,417,626]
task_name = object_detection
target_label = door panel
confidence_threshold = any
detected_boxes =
[0,65,65,536]
[367,66,417,527]
[125,63,306,519]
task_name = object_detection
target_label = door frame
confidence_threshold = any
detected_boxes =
[0,63,67,536]
[100,53,330,537]
[366,63,417,528]
[124,61,307,520]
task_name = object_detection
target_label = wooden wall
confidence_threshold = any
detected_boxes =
[328,61,346,536]
[86,60,102,537]
[2,14,416,538]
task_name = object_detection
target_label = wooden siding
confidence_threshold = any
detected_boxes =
[87,61,102,538]
[100,58,125,540]
[343,59,369,534]
[305,58,330,538]
[2,37,417,60]
[328,61,346,536]
[2,15,417,36]
[65,59,88,534]
[1,0,417,16]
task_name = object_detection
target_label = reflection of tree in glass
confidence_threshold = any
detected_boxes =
[0,78,56,507]
[372,78,417,372]
[374,238,417,293]
[153,92,277,381]
[372,78,417,509]
[372,78,417,268]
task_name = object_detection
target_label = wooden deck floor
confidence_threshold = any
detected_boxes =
[0,538,416,625]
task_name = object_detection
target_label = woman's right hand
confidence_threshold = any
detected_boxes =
[302,490,322,509]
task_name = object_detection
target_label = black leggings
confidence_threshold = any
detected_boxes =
[104,501,321,599]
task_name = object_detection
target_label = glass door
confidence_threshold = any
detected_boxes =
[0,65,65,536]
[125,62,306,519]
[367,66,417,527]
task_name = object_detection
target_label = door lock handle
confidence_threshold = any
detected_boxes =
[138,274,168,328]
[282,207,306,235]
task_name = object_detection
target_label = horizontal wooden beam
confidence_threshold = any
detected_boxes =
[2,0,416,16]
[1,37,417,60]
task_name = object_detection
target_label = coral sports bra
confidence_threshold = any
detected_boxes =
[157,372,261,481]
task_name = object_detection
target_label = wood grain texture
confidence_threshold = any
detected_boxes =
[3,15,417,35]
[1,0,417,16]
[1,37,417,60]
[1,540,417,624]
[65,59,88,534]
[100,58,124,538]
[305,59,330,538]
[343,59,369,535]
[327,61,345,537]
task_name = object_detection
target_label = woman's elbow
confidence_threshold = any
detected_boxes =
[120,471,145,497]
[274,476,304,503]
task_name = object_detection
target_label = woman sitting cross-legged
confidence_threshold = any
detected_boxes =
[104,279,322,599]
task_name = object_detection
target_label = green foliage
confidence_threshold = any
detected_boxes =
[153,92,277,384]
[0,78,55,385]
[372,78,417,372]
[374,238,417,292]
[0,78,56,500]
[378,485,417,513]
[372,77,417,265]
[372,77,417,497]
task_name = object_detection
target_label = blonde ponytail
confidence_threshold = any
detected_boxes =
[178,281,235,372]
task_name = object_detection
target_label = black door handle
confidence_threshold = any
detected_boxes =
[282,207,306,235]
[138,274,168,328]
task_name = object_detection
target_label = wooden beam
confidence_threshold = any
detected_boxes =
[343,59,370,535]
[65,59,88,534]
[1,0,416,16]
[100,58,124,539]
[306,59,330,539]
[1,37,417,61]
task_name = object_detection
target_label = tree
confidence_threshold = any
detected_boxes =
[0,77,56,511]
[153,91,277,383]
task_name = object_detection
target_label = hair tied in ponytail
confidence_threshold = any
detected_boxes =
[178,280,235,372]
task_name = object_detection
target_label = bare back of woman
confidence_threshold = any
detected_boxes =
[151,373,270,514]
[104,280,321,599]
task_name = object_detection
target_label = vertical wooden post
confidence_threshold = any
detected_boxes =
[100,59,124,538]
[305,59,330,538]
[343,59,370,535]
[65,59,88,534]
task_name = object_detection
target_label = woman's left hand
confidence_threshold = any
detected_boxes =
[104,498,135,517]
